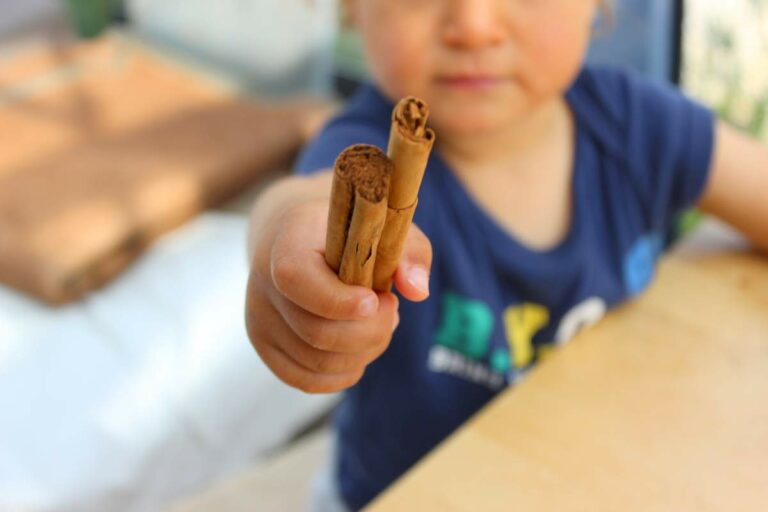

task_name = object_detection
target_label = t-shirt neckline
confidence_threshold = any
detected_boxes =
[429,90,585,263]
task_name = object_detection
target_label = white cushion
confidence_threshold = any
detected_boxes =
[0,213,337,512]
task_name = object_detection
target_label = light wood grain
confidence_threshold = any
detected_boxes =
[369,252,768,511]
[0,33,332,303]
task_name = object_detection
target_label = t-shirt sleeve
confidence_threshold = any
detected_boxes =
[622,73,716,231]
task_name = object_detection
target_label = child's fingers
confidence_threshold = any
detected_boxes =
[271,248,379,320]
[392,223,433,302]
[265,299,392,375]
[256,335,365,394]
[246,293,364,393]
[270,224,379,321]
[271,290,399,354]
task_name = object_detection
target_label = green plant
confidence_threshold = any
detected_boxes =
[65,0,122,39]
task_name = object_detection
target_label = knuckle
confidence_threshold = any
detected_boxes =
[246,323,268,354]
[246,325,265,353]
[324,293,353,320]
[313,353,348,375]
[350,320,389,351]
[293,377,316,393]
[249,249,271,288]
[301,332,365,375]
[271,254,301,293]
[301,317,330,349]
[371,319,393,347]
[304,319,346,352]
[264,352,302,389]
[371,332,392,359]
[298,378,334,395]
[245,312,268,354]
[271,361,317,393]
[300,371,362,394]
[291,200,328,227]
[284,201,314,223]
[286,373,316,393]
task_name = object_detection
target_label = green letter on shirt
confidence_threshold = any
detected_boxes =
[434,292,494,361]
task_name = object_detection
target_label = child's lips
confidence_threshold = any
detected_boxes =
[436,75,509,91]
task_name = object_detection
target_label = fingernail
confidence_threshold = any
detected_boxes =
[357,295,378,317]
[406,266,430,296]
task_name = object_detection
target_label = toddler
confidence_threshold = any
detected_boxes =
[245,0,768,509]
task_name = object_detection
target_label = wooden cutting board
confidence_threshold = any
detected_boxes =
[0,33,331,304]
[369,251,768,511]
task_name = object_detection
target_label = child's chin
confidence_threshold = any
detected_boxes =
[432,102,521,138]
[437,116,508,138]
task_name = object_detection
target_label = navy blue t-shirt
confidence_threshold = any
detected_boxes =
[295,67,715,510]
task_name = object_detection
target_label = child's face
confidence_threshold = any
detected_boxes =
[347,0,598,137]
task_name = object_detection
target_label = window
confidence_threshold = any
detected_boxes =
[682,0,768,140]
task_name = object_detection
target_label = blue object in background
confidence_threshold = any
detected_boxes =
[587,0,682,83]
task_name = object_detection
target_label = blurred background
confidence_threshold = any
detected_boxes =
[0,0,766,511]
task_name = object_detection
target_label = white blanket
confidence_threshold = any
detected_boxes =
[0,213,337,512]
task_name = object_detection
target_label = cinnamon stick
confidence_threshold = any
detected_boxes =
[372,97,435,292]
[325,144,392,288]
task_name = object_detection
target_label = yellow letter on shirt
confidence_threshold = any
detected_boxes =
[503,303,550,369]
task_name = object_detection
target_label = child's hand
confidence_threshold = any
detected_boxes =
[246,200,432,394]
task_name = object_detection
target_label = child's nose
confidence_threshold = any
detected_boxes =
[441,0,507,49]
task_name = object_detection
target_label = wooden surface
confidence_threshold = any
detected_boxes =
[0,33,331,304]
[369,251,768,511]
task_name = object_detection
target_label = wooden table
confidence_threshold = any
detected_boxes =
[0,32,327,304]
[369,251,768,511]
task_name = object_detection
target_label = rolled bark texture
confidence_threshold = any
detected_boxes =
[372,97,435,292]
[325,144,392,288]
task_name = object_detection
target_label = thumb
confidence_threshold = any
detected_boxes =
[392,223,432,302]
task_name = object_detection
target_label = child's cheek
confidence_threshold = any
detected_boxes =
[527,22,591,93]
[365,28,432,100]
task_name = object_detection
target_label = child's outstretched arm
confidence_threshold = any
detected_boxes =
[245,172,432,393]
[698,121,768,253]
